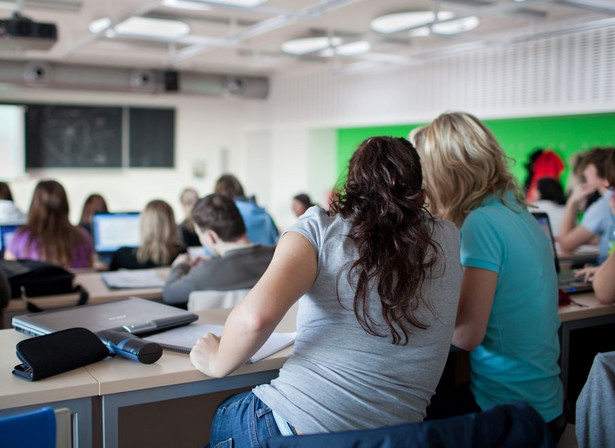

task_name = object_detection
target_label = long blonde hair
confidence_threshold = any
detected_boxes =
[421,112,525,227]
[136,200,181,265]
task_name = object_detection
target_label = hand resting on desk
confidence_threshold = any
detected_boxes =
[189,333,221,375]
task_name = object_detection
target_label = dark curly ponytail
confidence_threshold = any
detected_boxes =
[330,137,439,345]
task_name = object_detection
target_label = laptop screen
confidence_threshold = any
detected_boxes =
[0,224,22,257]
[531,212,561,273]
[92,212,141,254]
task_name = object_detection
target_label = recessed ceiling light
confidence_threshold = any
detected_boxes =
[431,16,480,35]
[409,26,431,37]
[162,0,211,11]
[335,41,371,56]
[206,0,268,6]
[89,17,191,40]
[370,11,454,34]
[282,36,343,55]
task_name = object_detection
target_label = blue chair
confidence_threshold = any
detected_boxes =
[0,406,70,448]
[258,401,553,448]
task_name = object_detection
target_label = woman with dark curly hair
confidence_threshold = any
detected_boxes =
[190,137,462,446]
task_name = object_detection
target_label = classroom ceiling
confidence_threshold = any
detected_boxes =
[1,0,614,77]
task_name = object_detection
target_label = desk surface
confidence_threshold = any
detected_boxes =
[86,307,295,396]
[0,306,295,411]
[4,267,169,313]
[0,330,99,410]
[558,292,615,322]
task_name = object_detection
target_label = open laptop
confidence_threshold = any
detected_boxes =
[0,224,22,259]
[92,212,140,264]
[532,212,594,294]
[12,297,198,337]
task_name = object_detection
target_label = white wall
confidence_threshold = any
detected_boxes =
[2,25,614,230]
[0,88,262,224]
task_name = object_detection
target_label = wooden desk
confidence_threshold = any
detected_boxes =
[1,268,170,328]
[558,293,615,409]
[0,306,295,448]
[0,330,99,447]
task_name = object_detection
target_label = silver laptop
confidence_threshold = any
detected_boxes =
[12,297,198,337]
[532,212,594,294]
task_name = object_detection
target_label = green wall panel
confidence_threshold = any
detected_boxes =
[337,113,615,189]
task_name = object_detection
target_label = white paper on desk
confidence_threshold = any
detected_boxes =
[101,270,165,289]
[143,323,296,364]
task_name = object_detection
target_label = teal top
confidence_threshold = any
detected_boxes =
[460,191,563,422]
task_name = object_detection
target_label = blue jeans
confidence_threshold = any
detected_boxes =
[209,391,283,448]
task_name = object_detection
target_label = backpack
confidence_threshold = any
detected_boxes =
[0,259,88,311]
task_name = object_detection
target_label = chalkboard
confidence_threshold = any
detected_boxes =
[25,105,123,168]
[129,108,175,168]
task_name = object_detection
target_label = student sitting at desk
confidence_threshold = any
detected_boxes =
[214,174,279,246]
[178,187,200,248]
[575,151,615,305]
[110,200,184,271]
[419,112,565,443]
[190,137,462,446]
[5,180,94,269]
[558,147,615,263]
[162,194,275,307]
[78,193,108,236]
[0,181,26,224]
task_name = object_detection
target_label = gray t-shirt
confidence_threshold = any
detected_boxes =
[254,206,462,434]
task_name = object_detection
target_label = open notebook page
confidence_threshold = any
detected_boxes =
[143,323,296,364]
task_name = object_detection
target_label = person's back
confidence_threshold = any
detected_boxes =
[234,199,279,246]
[462,193,561,419]
[163,194,275,306]
[214,174,279,246]
[0,182,26,224]
[110,199,183,271]
[254,206,461,432]
[6,180,93,269]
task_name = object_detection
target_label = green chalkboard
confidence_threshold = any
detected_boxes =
[337,112,615,188]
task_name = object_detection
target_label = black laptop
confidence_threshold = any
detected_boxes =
[92,212,141,264]
[532,212,594,294]
[12,297,198,337]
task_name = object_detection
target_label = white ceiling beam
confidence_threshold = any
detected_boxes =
[62,0,163,57]
[167,0,366,63]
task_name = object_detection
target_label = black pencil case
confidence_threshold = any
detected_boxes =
[13,327,109,381]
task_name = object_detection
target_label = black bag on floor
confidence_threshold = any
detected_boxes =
[0,259,88,311]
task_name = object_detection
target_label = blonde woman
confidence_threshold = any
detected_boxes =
[420,112,564,442]
[110,200,184,270]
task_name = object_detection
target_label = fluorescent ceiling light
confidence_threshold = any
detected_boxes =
[409,27,431,37]
[207,0,268,6]
[335,41,371,56]
[282,36,343,55]
[89,17,191,40]
[162,0,212,11]
[370,11,454,34]
[432,16,480,35]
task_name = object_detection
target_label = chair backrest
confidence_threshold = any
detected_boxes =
[576,351,615,448]
[258,401,553,448]
[188,288,251,311]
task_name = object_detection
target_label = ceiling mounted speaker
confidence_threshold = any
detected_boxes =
[129,70,155,91]
[164,70,180,92]
[224,76,245,96]
[23,61,53,85]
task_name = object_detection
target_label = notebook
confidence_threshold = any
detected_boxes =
[143,323,296,364]
[532,212,594,294]
[92,212,141,263]
[101,269,166,289]
[12,297,198,337]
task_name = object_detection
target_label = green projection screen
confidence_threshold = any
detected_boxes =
[337,113,615,188]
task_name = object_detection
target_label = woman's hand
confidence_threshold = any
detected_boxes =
[575,266,598,283]
[189,333,221,376]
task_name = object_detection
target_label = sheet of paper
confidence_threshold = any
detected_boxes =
[144,323,296,363]
[101,270,165,289]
